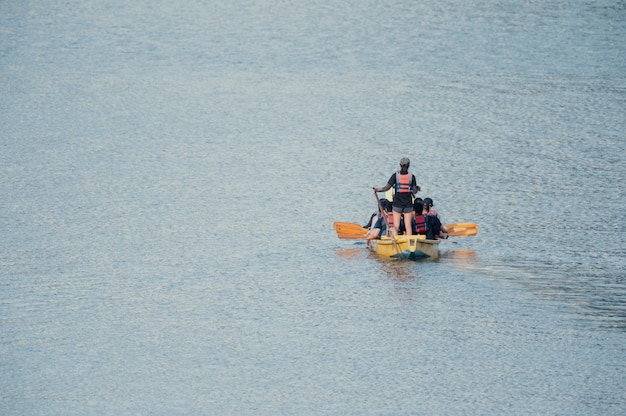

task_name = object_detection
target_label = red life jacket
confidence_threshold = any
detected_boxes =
[386,212,394,228]
[395,171,413,193]
[413,214,426,234]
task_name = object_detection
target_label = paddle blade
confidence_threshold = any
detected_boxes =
[334,222,369,240]
[337,233,368,240]
[444,222,478,237]
[333,222,368,235]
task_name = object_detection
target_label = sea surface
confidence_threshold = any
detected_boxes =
[1,0,625,414]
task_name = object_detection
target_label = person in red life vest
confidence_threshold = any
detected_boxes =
[422,197,448,239]
[373,157,420,236]
[412,200,427,235]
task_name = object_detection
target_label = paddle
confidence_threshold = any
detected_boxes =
[333,222,367,235]
[336,232,369,239]
[444,222,478,237]
[334,221,478,239]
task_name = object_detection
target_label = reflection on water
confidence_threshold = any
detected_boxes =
[336,246,424,301]
[372,255,416,281]
[371,255,423,304]
[337,243,478,272]
[440,248,478,268]
[334,247,367,261]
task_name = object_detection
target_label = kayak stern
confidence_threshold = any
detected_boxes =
[369,235,441,260]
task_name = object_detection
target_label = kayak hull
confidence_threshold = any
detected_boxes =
[369,235,441,260]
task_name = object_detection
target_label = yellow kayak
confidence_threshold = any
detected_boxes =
[369,235,441,260]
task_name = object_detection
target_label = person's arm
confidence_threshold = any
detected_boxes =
[411,174,421,193]
[438,213,447,233]
[374,174,395,192]
[363,212,376,229]
[373,184,391,193]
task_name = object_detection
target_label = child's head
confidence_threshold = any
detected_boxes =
[379,198,388,212]
[413,201,423,215]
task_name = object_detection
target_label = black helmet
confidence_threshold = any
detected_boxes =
[423,197,433,207]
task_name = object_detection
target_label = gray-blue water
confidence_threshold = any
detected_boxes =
[1,1,625,414]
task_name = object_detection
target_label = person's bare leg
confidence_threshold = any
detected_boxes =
[404,212,414,235]
[392,211,401,235]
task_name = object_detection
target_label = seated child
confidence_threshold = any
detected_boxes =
[423,198,448,239]
[412,201,426,235]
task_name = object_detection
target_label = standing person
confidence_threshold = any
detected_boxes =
[373,157,420,236]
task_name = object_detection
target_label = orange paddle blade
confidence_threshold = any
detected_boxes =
[334,222,369,240]
[444,222,478,237]
[333,222,368,235]
[337,233,368,239]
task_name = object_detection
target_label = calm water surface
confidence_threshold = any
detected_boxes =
[1,0,625,414]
